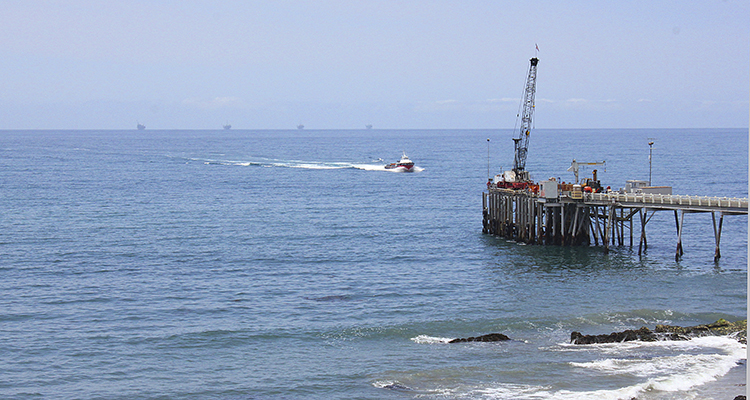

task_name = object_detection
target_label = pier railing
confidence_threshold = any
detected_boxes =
[585,192,748,214]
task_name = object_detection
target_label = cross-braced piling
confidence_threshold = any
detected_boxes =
[482,188,748,261]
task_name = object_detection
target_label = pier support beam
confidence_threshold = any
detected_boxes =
[573,205,580,245]
[674,210,685,261]
[638,208,656,256]
[604,205,614,254]
[560,205,570,246]
[712,212,724,262]
[592,207,599,245]
[638,209,646,255]
[596,207,607,247]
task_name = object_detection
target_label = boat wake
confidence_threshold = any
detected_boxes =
[187,156,423,172]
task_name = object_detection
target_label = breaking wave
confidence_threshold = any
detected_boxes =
[387,335,745,400]
[566,336,745,393]
[411,335,453,344]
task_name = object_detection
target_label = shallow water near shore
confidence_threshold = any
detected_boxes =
[0,128,746,399]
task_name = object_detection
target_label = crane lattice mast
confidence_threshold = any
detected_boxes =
[512,57,539,182]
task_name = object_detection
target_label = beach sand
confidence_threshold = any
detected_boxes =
[690,360,747,400]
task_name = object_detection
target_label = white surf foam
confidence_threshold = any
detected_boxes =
[474,384,647,400]
[371,379,403,389]
[574,337,744,391]
[411,335,453,344]
[461,337,745,400]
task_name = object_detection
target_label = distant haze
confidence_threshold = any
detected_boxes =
[0,1,747,130]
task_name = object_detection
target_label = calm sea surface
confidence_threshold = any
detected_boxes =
[1,128,747,399]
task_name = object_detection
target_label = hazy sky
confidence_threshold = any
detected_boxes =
[0,0,747,129]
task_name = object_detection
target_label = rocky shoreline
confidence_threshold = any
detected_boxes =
[448,319,747,346]
[446,318,747,400]
[448,320,746,400]
[567,319,747,400]
[570,319,747,345]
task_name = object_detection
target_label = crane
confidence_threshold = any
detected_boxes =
[496,57,539,189]
[512,57,539,183]
[567,160,606,184]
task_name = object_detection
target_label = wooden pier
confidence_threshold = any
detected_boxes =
[482,188,748,261]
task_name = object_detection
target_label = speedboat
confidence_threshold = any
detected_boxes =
[385,152,415,171]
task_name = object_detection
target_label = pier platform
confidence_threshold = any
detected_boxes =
[482,188,748,261]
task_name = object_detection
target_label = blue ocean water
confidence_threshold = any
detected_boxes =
[0,128,746,399]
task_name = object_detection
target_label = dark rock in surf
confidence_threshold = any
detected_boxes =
[655,319,747,344]
[571,319,747,345]
[449,333,511,343]
[570,327,657,344]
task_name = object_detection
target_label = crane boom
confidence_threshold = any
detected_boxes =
[512,57,539,182]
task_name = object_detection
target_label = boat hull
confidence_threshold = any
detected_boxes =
[385,152,415,171]
[385,163,414,171]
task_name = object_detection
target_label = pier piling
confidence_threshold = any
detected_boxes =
[712,212,724,262]
[483,188,747,260]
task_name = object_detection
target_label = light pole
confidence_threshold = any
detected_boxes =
[648,140,654,186]
[487,138,490,182]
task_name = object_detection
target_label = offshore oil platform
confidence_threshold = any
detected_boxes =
[482,56,748,261]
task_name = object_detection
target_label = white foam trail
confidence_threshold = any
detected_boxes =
[352,164,388,171]
[190,153,430,173]
[280,162,348,169]
[381,165,424,173]
[411,335,452,344]
[191,155,425,172]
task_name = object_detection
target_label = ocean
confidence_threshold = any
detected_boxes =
[1,128,746,399]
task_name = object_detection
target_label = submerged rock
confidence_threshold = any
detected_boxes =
[381,382,411,391]
[655,319,747,344]
[571,319,747,345]
[449,333,511,343]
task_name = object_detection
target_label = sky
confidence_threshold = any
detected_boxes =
[0,0,747,130]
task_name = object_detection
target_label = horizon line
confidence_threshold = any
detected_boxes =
[0,127,747,132]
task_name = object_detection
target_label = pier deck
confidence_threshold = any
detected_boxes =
[482,188,748,261]
[585,192,748,214]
